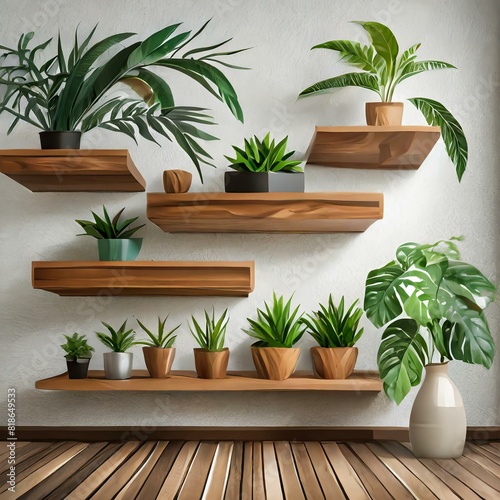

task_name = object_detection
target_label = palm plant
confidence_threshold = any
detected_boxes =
[95,320,137,352]
[244,293,306,348]
[299,21,467,181]
[0,21,248,180]
[225,132,303,172]
[364,237,497,404]
[60,333,94,360]
[136,316,180,348]
[189,308,229,352]
[301,295,364,348]
[76,206,144,239]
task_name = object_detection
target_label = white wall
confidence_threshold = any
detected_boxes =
[1,0,499,428]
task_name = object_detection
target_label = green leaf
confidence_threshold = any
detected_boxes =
[408,97,468,181]
[377,319,427,404]
[299,72,380,98]
[397,60,456,84]
[353,21,399,77]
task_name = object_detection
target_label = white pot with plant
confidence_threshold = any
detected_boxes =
[301,295,364,379]
[299,20,467,181]
[95,320,137,380]
[76,206,145,261]
[224,132,304,192]
[244,293,306,381]
[189,308,230,379]
[137,316,180,378]
[364,237,496,458]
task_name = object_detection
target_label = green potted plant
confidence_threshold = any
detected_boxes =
[76,206,145,261]
[244,293,306,380]
[224,132,304,192]
[0,21,247,180]
[364,237,496,458]
[189,308,230,379]
[60,332,94,379]
[136,316,181,378]
[95,320,137,380]
[301,295,364,379]
[299,21,467,181]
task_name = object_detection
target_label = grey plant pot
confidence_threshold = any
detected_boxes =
[103,352,133,380]
[224,171,305,193]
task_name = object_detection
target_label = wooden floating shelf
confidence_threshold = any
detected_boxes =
[35,370,382,392]
[32,261,255,297]
[147,192,384,233]
[0,149,146,192]
[306,126,441,169]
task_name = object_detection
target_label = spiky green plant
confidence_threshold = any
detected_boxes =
[301,295,364,348]
[189,308,229,352]
[136,316,181,348]
[225,132,303,172]
[0,22,248,180]
[244,293,306,348]
[298,21,467,181]
[75,206,144,239]
[60,333,94,360]
[95,320,137,353]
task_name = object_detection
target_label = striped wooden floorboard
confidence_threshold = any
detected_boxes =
[1,440,500,499]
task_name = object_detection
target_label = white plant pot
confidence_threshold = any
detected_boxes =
[103,352,133,380]
[409,362,466,458]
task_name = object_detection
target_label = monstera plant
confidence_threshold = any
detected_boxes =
[0,21,247,180]
[299,21,467,181]
[364,237,496,404]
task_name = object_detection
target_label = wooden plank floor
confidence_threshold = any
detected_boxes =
[1,441,499,499]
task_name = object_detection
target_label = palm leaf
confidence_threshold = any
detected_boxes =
[299,72,380,97]
[397,60,456,84]
[408,97,467,181]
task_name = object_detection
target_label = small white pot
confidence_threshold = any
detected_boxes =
[409,362,466,458]
[103,352,133,380]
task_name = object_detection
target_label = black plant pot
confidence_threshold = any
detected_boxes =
[66,358,90,379]
[224,171,305,193]
[39,131,82,149]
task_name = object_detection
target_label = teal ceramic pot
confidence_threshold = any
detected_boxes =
[97,238,142,261]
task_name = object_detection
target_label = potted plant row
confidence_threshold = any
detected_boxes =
[0,22,247,181]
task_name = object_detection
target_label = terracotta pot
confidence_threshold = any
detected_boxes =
[194,348,229,379]
[366,102,404,126]
[310,346,358,379]
[142,347,176,378]
[163,170,192,193]
[409,363,466,458]
[251,347,300,381]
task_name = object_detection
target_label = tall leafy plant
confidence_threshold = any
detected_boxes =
[0,22,248,180]
[298,21,467,181]
[364,237,497,404]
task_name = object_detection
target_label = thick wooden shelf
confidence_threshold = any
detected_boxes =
[35,370,382,392]
[0,149,146,191]
[147,192,383,233]
[32,261,255,297]
[306,126,441,169]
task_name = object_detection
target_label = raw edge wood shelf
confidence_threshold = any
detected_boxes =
[306,126,441,169]
[147,192,384,233]
[32,261,255,297]
[35,370,382,392]
[0,149,146,192]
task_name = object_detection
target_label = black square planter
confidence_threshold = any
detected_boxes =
[224,171,305,193]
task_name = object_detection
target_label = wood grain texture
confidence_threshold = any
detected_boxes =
[0,149,146,192]
[147,192,384,233]
[251,347,300,381]
[35,369,382,392]
[193,348,230,379]
[306,126,441,169]
[32,260,255,297]
[311,346,358,379]
[2,440,500,498]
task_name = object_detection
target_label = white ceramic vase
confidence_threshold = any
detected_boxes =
[409,362,466,458]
